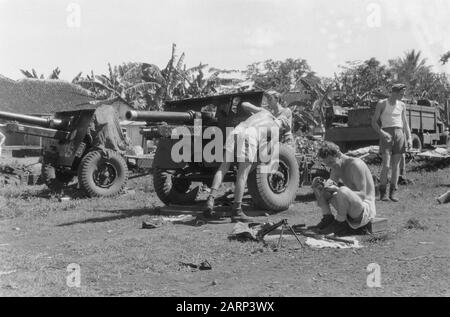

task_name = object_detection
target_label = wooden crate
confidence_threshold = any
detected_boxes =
[367,218,388,234]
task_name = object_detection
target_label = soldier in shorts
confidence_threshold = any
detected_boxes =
[264,90,295,148]
[200,93,290,223]
[311,142,377,235]
[0,130,5,157]
[371,84,412,202]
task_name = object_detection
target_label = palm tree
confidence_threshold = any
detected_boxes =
[389,50,432,90]
[441,51,450,65]
[74,44,188,110]
[20,67,61,79]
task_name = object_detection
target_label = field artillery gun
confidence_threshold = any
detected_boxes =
[126,91,300,212]
[0,106,131,197]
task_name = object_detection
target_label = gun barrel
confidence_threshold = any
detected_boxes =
[126,110,194,124]
[0,111,63,128]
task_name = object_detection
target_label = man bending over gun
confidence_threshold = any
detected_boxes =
[199,92,291,223]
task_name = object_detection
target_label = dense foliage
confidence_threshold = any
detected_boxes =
[19,46,450,127]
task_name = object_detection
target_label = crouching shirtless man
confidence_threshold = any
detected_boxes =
[311,142,377,235]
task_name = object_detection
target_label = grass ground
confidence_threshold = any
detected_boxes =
[0,158,449,297]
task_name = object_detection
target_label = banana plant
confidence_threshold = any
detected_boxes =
[20,67,61,80]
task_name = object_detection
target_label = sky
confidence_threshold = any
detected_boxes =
[1,0,450,81]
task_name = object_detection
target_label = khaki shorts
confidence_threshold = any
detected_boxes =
[380,127,406,155]
[224,128,258,162]
[347,200,376,230]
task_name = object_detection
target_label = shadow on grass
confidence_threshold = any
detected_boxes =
[57,208,161,227]
[295,192,316,203]
[10,186,87,200]
[410,158,450,172]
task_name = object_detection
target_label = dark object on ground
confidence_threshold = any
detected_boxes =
[256,219,304,249]
[437,191,450,204]
[142,220,163,229]
[179,260,212,271]
[405,218,427,230]
[294,228,355,245]
[228,222,267,242]
[398,176,413,186]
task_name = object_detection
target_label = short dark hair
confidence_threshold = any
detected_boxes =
[391,84,407,92]
[264,90,281,102]
[317,142,342,159]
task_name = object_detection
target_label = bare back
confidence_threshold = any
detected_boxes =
[331,156,376,202]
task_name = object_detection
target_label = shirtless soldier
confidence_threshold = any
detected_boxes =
[200,93,290,223]
[311,142,377,235]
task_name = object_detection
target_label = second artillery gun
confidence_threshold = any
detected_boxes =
[126,91,300,212]
[0,105,132,197]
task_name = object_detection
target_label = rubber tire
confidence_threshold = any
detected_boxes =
[411,133,422,152]
[247,144,300,212]
[153,169,199,205]
[78,149,128,198]
[41,164,74,191]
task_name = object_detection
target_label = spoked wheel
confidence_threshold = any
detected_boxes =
[93,161,118,188]
[247,144,299,212]
[78,149,128,198]
[267,160,290,194]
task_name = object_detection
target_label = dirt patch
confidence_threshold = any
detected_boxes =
[0,161,449,296]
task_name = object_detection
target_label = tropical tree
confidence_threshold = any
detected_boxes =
[20,67,62,80]
[334,58,393,107]
[388,50,432,91]
[75,44,189,110]
[441,51,450,65]
[246,58,316,93]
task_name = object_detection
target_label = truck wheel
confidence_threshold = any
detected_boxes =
[411,134,422,152]
[78,149,128,197]
[41,164,74,191]
[153,169,199,205]
[247,144,299,212]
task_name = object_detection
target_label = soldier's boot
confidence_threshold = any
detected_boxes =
[389,184,399,202]
[309,214,335,231]
[379,185,389,201]
[230,202,255,223]
[199,195,224,221]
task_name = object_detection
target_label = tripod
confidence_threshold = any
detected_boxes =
[257,219,304,249]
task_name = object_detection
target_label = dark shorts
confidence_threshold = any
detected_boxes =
[380,127,406,155]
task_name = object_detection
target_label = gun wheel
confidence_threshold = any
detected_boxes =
[153,169,199,205]
[247,144,299,212]
[78,149,128,197]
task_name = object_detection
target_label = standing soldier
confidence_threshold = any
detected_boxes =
[0,130,5,157]
[371,84,412,202]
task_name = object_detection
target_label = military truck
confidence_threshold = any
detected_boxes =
[126,91,300,212]
[325,99,446,153]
